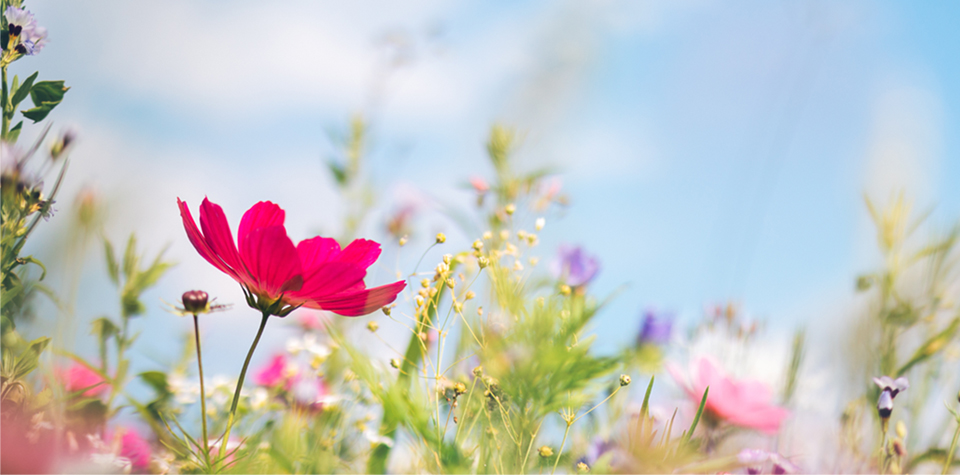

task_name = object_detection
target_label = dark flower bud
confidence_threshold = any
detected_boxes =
[877,390,893,419]
[181,290,209,313]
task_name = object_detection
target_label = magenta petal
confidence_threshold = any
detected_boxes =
[239,201,285,249]
[305,280,406,316]
[340,239,382,269]
[179,199,245,281]
[240,225,303,298]
[199,198,248,282]
[296,261,367,298]
[297,236,342,270]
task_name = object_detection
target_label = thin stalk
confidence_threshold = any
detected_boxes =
[193,314,210,465]
[218,311,269,462]
[942,418,959,475]
[551,422,572,475]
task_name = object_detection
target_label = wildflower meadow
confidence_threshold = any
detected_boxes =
[2,1,960,474]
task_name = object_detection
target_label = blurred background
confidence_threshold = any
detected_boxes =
[12,1,960,406]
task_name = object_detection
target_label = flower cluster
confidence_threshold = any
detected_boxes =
[2,6,46,62]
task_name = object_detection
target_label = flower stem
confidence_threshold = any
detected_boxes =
[552,422,572,475]
[944,417,960,475]
[193,314,210,466]
[218,311,269,464]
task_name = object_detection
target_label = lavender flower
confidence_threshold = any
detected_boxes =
[636,309,673,346]
[3,6,46,58]
[551,244,600,287]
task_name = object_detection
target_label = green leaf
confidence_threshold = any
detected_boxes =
[91,316,119,343]
[122,234,138,280]
[682,386,709,446]
[19,255,47,280]
[103,237,120,285]
[897,318,960,377]
[139,371,171,396]
[20,80,69,123]
[327,160,347,186]
[7,121,23,142]
[11,336,51,380]
[9,72,38,110]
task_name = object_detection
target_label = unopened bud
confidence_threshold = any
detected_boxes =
[181,290,209,313]
[619,374,631,387]
[382,306,392,316]
[535,217,545,231]
[505,204,516,215]
[446,278,456,289]
[499,229,510,241]
[560,285,572,296]
[482,231,493,240]
[538,446,553,458]
[399,236,408,246]
[465,291,476,300]
[415,296,425,307]
[454,382,467,396]
[478,257,489,269]
[50,129,76,161]
[390,358,401,369]
[421,278,431,288]
[367,321,379,332]
[473,239,484,251]
[473,366,483,377]
[436,233,446,244]
[443,254,452,265]
[453,302,463,313]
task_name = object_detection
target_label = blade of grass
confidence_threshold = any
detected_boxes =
[681,386,709,446]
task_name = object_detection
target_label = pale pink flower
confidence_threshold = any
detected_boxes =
[669,357,789,434]
[469,176,489,193]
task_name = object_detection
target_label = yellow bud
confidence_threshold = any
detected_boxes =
[390,358,401,369]
[499,230,510,241]
[465,291,476,300]
[560,285,572,296]
[421,278,430,288]
[538,446,553,458]
[382,306,391,316]
[436,233,447,244]
[482,231,493,240]
[472,239,484,251]
[367,321,379,332]
[443,254,452,265]
[505,204,516,215]
[399,236,408,246]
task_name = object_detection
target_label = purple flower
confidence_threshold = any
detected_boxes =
[3,7,47,57]
[636,309,673,346]
[575,438,621,470]
[551,244,599,287]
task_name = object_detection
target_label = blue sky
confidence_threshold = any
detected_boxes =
[13,1,959,379]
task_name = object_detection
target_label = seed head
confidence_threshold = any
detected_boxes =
[436,233,447,244]
[620,374,632,387]
[366,321,379,332]
[538,446,554,458]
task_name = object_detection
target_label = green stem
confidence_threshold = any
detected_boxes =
[944,417,960,475]
[218,311,269,464]
[552,422,572,475]
[1,65,8,139]
[193,314,210,466]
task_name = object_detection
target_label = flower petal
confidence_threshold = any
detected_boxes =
[239,201,285,249]
[302,280,406,316]
[199,198,248,282]
[297,236,343,270]
[179,198,246,282]
[295,261,367,298]
[240,225,303,298]
[340,239,382,269]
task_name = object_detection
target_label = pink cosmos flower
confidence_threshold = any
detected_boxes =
[116,429,152,472]
[254,354,298,390]
[669,357,789,434]
[62,363,109,397]
[178,198,406,317]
